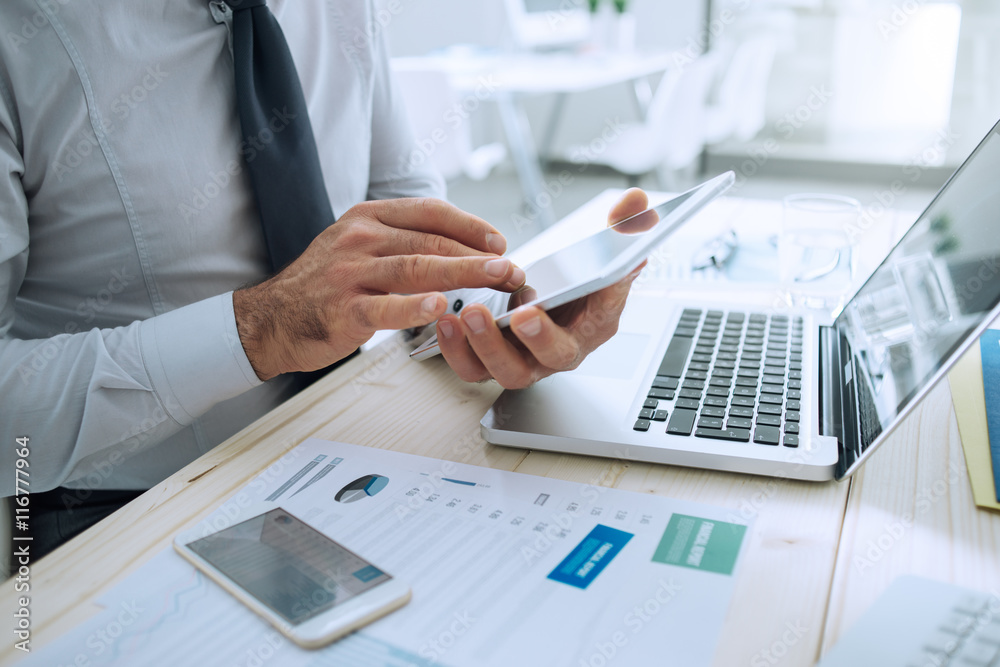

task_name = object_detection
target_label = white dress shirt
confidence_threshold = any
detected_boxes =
[0,0,444,494]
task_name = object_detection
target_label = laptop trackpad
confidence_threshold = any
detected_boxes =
[574,332,650,380]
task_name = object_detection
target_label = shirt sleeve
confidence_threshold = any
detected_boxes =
[364,14,447,202]
[0,87,261,496]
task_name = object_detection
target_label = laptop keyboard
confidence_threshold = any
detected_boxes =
[633,308,803,448]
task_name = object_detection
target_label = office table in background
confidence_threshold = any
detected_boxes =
[4,193,1000,666]
[392,51,676,227]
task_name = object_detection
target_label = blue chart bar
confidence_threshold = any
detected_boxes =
[306,633,445,667]
[442,478,476,487]
[548,524,634,590]
[264,455,326,502]
[291,457,344,497]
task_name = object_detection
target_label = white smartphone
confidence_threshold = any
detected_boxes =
[410,171,735,360]
[173,507,410,649]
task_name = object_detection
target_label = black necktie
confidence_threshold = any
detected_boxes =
[225,0,335,272]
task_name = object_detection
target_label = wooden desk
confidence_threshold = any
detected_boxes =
[5,196,1000,666]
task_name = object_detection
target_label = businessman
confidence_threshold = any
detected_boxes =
[0,0,644,556]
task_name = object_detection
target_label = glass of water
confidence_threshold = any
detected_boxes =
[779,194,862,314]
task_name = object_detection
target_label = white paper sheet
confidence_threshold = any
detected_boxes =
[25,439,751,667]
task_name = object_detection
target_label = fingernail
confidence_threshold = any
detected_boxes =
[485,258,510,278]
[486,233,507,255]
[516,316,542,337]
[438,320,454,338]
[422,295,440,313]
[510,266,526,287]
[464,311,487,334]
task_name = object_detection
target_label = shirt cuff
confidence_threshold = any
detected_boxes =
[139,292,262,425]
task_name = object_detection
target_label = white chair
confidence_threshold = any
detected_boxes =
[392,67,507,182]
[704,37,777,144]
[565,53,719,189]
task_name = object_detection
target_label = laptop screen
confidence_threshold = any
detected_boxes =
[835,120,1000,462]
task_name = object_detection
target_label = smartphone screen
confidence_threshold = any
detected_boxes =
[186,508,393,626]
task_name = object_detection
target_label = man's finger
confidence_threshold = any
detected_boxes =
[607,188,649,227]
[436,314,491,383]
[459,304,537,389]
[383,227,502,260]
[362,198,506,255]
[370,255,526,294]
[508,306,582,371]
[365,292,447,331]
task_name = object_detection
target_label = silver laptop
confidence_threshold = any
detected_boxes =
[482,117,1000,481]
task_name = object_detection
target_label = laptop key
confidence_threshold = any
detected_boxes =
[753,425,781,445]
[706,386,729,398]
[679,388,702,400]
[756,414,781,426]
[784,422,800,434]
[686,370,708,380]
[787,390,801,400]
[643,398,659,409]
[652,376,679,390]
[648,388,674,400]
[787,400,801,411]
[783,434,799,448]
[702,406,726,417]
[788,380,802,389]
[691,353,713,363]
[704,397,728,407]
[652,410,668,421]
[760,394,782,405]
[735,377,757,387]
[639,408,655,420]
[682,379,704,390]
[759,404,782,415]
[657,335,694,378]
[786,411,800,422]
[729,406,754,417]
[727,417,752,429]
[709,377,731,388]
[734,387,756,397]
[698,416,724,429]
[674,326,697,338]
[634,419,651,432]
[667,408,698,435]
[695,427,751,442]
[715,359,736,369]
[731,396,755,407]
[676,398,700,410]
[761,383,783,395]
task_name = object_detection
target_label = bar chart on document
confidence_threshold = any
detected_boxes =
[23,438,749,667]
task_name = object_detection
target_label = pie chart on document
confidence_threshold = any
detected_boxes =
[335,474,390,503]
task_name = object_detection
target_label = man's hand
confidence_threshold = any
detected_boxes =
[436,188,649,389]
[233,198,525,381]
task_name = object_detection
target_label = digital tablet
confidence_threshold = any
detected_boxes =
[410,171,735,360]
